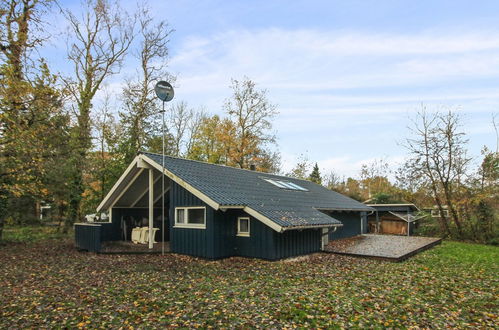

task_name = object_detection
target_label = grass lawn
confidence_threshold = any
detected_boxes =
[0,227,497,328]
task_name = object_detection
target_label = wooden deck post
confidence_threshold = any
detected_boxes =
[407,210,410,236]
[375,211,380,234]
[149,168,154,249]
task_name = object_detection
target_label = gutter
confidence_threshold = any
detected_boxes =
[321,226,338,237]
[316,207,376,212]
[281,223,343,232]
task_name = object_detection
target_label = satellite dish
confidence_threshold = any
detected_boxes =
[154,81,174,102]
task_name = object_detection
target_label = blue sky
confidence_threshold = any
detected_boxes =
[51,0,499,177]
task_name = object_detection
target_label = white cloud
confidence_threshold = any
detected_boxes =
[169,28,499,116]
[52,22,498,175]
[81,27,499,173]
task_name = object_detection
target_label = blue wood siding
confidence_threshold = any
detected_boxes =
[361,211,368,234]
[212,209,321,260]
[212,209,238,259]
[170,182,215,258]
[74,224,101,252]
[231,211,275,259]
[273,229,322,259]
[169,184,323,260]
[329,211,362,240]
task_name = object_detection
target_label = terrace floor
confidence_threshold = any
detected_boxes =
[100,241,171,254]
[325,234,442,261]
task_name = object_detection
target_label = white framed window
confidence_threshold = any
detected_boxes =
[263,178,308,191]
[174,207,206,229]
[237,217,250,237]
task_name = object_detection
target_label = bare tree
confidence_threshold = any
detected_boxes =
[324,171,344,190]
[224,77,279,169]
[92,91,119,201]
[184,108,205,157]
[63,0,135,225]
[168,102,207,157]
[359,158,390,198]
[119,5,173,163]
[404,106,471,237]
[287,154,310,179]
[168,101,192,157]
[0,0,53,78]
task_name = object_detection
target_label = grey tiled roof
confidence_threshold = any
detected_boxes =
[142,152,373,229]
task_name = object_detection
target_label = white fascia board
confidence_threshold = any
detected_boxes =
[137,158,152,169]
[140,154,220,211]
[96,157,140,212]
[242,206,283,233]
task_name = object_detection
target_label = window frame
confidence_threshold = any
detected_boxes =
[237,217,250,237]
[263,178,308,191]
[174,206,206,229]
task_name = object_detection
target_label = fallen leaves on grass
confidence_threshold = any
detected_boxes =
[0,240,497,328]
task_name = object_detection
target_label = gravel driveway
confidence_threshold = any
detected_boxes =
[326,234,442,260]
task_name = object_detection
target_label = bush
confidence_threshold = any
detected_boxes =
[413,216,442,237]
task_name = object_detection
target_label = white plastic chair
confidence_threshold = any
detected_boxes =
[138,227,160,244]
[139,227,149,244]
[149,228,160,243]
[131,227,142,244]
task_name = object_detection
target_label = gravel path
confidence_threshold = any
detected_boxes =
[326,234,441,259]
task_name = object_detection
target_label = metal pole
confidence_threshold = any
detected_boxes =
[161,101,165,255]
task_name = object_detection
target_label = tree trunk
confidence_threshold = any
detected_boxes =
[434,194,451,237]
[0,215,4,244]
[442,185,463,237]
[0,190,7,244]
[66,154,85,232]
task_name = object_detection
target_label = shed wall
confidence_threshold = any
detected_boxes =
[328,211,362,240]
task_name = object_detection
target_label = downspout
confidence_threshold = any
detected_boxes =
[360,213,364,234]
[321,226,338,251]
[320,226,338,236]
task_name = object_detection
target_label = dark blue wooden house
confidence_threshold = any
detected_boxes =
[75,152,373,260]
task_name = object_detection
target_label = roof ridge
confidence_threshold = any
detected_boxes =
[140,151,312,183]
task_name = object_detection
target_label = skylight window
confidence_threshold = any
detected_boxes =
[263,178,308,191]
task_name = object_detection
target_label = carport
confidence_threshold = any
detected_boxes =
[75,157,171,252]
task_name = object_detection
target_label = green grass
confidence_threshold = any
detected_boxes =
[0,235,497,328]
[2,225,72,243]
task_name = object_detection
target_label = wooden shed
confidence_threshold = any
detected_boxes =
[365,204,424,236]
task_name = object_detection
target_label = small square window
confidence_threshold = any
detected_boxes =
[237,217,250,237]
